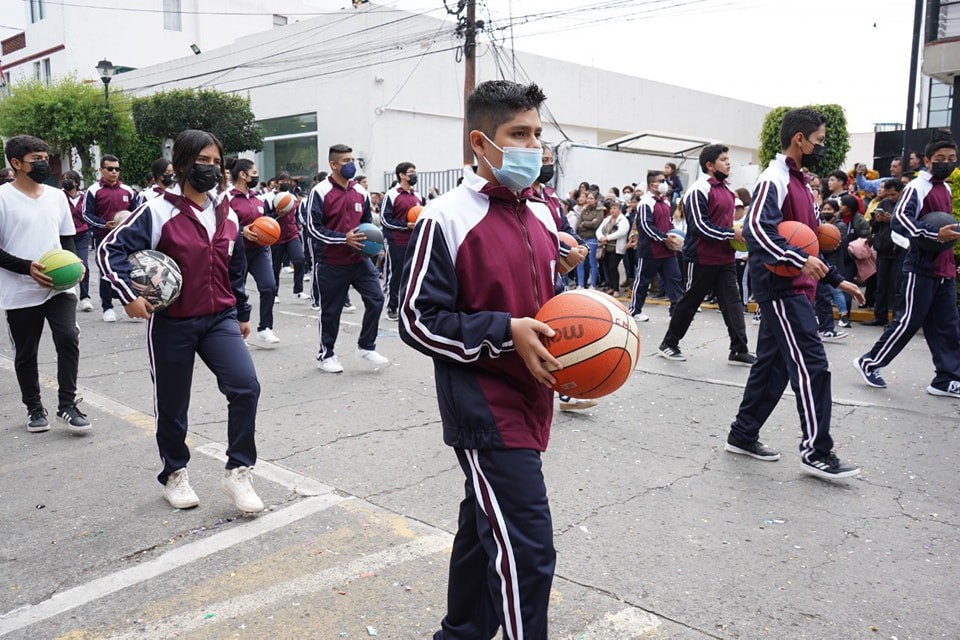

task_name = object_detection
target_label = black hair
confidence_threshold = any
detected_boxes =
[779,108,826,150]
[151,157,172,180]
[735,187,752,207]
[4,135,50,164]
[647,170,665,186]
[314,171,328,183]
[62,169,82,184]
[609,186,620,197]
[578,181,590,192]
[699,144,729,172]
[881,178,904,192]
[356,174,367,182]
[839,194,860,214]
[590,183,600,192]
[923,132,958,160]
[224,156,237,172]
[821,198,840,213]
[465,80,546,138]
[827,169,848,186]
[100,154,119,167]
[171,129,225,191]
[276,171,291,181]
[328,144,351,161]
[395,161,415,181]
[665,162,678,175]
[230,158,255,182]
[0,167,13,180]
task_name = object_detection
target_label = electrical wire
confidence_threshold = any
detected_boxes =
[17,0,428,17]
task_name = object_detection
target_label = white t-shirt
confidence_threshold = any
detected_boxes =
[0,182,76,310]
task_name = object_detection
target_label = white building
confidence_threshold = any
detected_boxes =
[107,4,770,194]
[0,0,339,86]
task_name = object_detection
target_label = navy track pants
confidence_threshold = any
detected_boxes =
[245,246,276,331]
[316,258,384,359]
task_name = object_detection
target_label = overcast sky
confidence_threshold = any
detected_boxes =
[2,0,918,132]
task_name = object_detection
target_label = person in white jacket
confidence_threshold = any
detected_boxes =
[597,199,630,296]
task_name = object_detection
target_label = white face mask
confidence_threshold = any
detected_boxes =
[657,182,670,195]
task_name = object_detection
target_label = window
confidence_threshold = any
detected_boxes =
[33,61,41,81]
[29,0,45,23]
[273,14,288,27]
[42,58,51,84]
[256,113,319,180]
[163,0,182,31]
[928,79,953,128]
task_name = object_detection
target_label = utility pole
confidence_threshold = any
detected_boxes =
[462,0,476,165]
[901,0,924,168]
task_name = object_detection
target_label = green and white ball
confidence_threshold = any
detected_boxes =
[39,249,83,291]
[730,221,748,252]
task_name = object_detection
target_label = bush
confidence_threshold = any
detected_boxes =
[759,104,850,174]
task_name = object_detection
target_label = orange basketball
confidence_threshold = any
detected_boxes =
[764,220,819,277]
[535,290,641,399]
[249,216,281,246]
[273,192,297,215]
[557,231,579,275]
[407,205,424,223]
[816,222,842,252]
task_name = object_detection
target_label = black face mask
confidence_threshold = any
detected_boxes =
[278,183,291,192]
[24,160,51,184]
[407,174,418,186]
[538,164,555,184]
[246,176,260,189]
[930,162,958,181]
[61,179,76,191]
[801,142,827,169]
[187,163,221,193]
[713,170,728,183]
[160,174,175,187]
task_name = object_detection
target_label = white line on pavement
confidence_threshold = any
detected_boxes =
[0,495,347,636]
[103,534,452,640]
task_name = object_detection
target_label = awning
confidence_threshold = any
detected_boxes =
[600,130,716,156]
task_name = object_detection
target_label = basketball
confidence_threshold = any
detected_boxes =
[535,290,641,399]
[273,192,297,215]
[817,222,842,252]
[557,231,579,275]
[666,228,685,250]
[764,221,819,278]
[356,222,384,257]
[38,249,83,291]
[128,250,183,311]
[914,211,960,252]
[407,205,424,224]
[248,216,281,246]
[729,221,747,252]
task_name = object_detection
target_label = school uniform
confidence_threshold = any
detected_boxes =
[534,185,582,295]
[730,154,847,464]
[65,189,91,301]
[399,167,559,640]
[0,183,80,414]
[661,175,749,354]
[135,185,166,209]
[83,179,136,312]
[380,184,424,314]
[97,185,258,485]
[305,176,384,360]
[859,170,960,392]
[269,192,305,297]
[226,188,276,332]
[627,191,682,315]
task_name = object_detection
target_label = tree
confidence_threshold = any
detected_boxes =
[0,76,134,183]
[758,104,851,174]
[132,89,263,155]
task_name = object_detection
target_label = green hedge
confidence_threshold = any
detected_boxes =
[759,104,850,173]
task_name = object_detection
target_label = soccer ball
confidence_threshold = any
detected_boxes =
[128,250,183,311]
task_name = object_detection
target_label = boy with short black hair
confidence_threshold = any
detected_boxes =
[381,161,423,321]
[854,134,960,397]
[727,108,863,480]
[0,135,90,433]
[400,79,561,639]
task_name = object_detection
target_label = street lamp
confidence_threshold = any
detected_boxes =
[96,58,116,155]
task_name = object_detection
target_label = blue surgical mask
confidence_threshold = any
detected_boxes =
[481,134,542,192]
[340,162,357,181]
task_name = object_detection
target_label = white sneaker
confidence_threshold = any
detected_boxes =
[220,467,264,513]
[310,304,321,311]
[257,328,280,346]
[632,313,650,323]
[303,273,311,281]
[162,468,199,509]
[558,396,598,411]
[79,298,93,312]
[317,355,344,373]
[356,348,390,368]
[283,265,295,273]
[102,308,117,323]
[294,292,310,299]
[274,296,280,304]
[343,303,357,313]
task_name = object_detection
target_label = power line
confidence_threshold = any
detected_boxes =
[17,0,429,17]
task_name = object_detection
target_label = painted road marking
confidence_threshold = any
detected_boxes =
[103,534,452,640]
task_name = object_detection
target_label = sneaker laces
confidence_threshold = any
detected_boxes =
[65,399,87,419]
[29,407,48,420]
[948,381,960,394]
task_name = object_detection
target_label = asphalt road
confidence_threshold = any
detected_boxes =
[1,271,958,640]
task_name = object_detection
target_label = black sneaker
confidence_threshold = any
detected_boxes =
[801,452,861,480]
[853,356,886,389]
[728,351,756,367]
[657,344,686,361]
[725,434,781,460]
[838,315,851,328]
[861,318,886,327]
[57,401,91,434]
[27,406,49,433]
[386,309,399,321]
[927,380,960,399]
[818,329,848,343]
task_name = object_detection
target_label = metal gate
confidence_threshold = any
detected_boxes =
[381,168,462,198]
